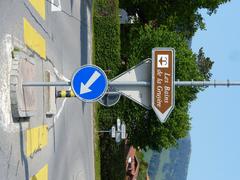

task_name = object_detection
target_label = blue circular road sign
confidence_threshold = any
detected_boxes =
[71,65,108,102]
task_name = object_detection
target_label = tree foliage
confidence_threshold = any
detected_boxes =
[197,47,214,80]
[99,25,210,151]
[120,0,230,37]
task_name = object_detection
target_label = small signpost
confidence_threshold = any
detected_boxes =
[97,118,126,143]
[121,122,126,139]
[111,125,116,138]
[152,48,175,122]
[71,65,108,102]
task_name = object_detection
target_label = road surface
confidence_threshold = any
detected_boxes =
[0,0,94,179]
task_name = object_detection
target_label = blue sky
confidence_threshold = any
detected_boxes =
[188,0,240,180]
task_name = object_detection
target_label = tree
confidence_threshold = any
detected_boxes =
[121,25,210,149]
[99,25,211,151]
[120,0,230,37]
[197,47,214,80]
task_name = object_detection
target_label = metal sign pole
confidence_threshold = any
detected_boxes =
[97,130,110,133]
[22,80,240,87]
[110,80,240,87]
[175,80,240,87]
[22,81,70,86]
[20,55,240,123]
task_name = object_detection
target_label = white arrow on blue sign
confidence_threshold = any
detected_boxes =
[71,65,108,102]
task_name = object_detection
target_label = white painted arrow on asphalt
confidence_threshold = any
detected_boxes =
[80,71,101,94]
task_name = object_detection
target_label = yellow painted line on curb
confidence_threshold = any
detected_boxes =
[29,0,46,20]
[26,125,48,157]
[23,18,46,59]
[30,164,48,180]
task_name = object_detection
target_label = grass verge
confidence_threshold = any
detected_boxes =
[92,1,101,180]
[94,104,101,180]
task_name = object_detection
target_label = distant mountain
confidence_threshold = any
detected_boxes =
[144,135,191,180]
[163,135,191,180]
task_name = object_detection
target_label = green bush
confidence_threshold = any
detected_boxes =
[94,0,121,79]
[94,0,125,179]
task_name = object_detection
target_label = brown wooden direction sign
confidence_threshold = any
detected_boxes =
[152,48,175,122]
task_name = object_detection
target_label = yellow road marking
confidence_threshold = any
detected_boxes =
[26,125,48,157]
[23,18,46,59]
[30,164,48,180]
[28,0,46,20]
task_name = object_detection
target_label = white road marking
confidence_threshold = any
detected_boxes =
[52,67,70,124]
[51,0,62,12]
[53,67,70,82]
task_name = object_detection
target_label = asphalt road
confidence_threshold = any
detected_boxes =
[0,0,94,179]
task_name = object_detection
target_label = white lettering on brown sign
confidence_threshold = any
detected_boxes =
[152,48,175,122]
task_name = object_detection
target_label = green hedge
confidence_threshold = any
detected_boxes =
[94,0,121,79]
[94,0,124,179]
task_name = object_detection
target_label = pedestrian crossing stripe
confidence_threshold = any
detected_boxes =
[26,125,48,157]
[23,18,46,59]
[28,0,46,20]
[30,164,48,180]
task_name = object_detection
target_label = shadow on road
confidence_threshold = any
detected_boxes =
[80,0,89,66]
[80,0,92,111]
[19,122,29,180]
